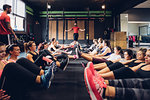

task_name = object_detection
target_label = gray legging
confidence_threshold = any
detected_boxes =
[108,78,150,100]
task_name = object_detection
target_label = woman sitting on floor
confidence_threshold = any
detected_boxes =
[96,48,146,76]
[82,39,98,53]
[87,48,150,80]
[0,42,69,99]
[76,46,121,64]
[24,41,39,63]
[88,38,103,55]
[94,49,133,71]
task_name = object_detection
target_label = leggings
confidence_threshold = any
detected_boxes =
[92,58,108,64]
[108,62,125,71]
[0,58,41,90]
[73,33,79,41]
[113,67,137,79]
[108,78,150,100]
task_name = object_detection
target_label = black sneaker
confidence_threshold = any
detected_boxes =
[34,51,47,66]
[57,53,69,71]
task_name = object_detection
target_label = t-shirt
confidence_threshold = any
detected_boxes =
[0,12,11,35]
[72,27,80,33]
[107,53,121,61]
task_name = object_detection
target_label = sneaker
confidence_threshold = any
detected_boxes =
[43,49,55,61]
[86,62,95,75]
[87,62,104,82]
[57,53,69,71]
[62,50,72,55]
[41,63,54,88]
[34,51,47,66]
[67,50,72,55]
[75,48,81,58]
[84,67,104,100]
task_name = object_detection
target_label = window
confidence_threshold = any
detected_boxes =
[0,0,26,31]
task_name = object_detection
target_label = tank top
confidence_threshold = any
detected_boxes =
[128,59,144,67]
[101,46,111,56]
[28,51,39,61]
[135,64,150,78]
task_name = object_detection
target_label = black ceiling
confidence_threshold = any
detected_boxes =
[23,0,146,13]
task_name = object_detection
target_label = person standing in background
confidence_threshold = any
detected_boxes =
[0,4,18,45]
[65,23,85,42]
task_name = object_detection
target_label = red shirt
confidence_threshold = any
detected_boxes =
[0,69,2,79]
[0,12,11,35]
[72,27,80,33]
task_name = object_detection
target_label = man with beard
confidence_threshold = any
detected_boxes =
[0,4,18,44]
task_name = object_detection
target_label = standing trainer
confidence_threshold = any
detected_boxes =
[0,4,18,44]
[65,23,85,41]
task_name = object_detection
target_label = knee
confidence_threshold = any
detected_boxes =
[3,63,17,72]
[16,57,27,63]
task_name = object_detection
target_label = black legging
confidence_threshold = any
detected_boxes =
[0,58,41,90]
[108,78,150,100]
[113,67,137,79]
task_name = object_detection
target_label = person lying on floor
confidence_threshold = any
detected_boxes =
[0,42,70,99]
[24,41,40,63]
[76,46,121,64]
[47,38,72,55]
[78,40,111,58]
[84,65,150,100]
[82,39,98,53]
[95,48,146,75]
[94,49,133,71]
[88,38,103,55]
[86,49,150,80]
[5,44,20,62]
[96,48,146,78]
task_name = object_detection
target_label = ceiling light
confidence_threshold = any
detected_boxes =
[102,5,105,9]
[47,4,51,9]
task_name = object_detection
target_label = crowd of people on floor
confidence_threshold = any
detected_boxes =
[0,37,150,100]
[0,38,79,100]
[74,38,150,100]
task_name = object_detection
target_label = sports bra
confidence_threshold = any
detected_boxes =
[28,51,39,61]
[101,46,111,56]
[136,64,150,78]
[128,59,144,67]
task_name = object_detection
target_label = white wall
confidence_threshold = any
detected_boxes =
[128,23,139,35]
[120,14,128,33]
[128,23,149,36]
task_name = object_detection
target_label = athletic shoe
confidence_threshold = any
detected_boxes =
[43,55,53,66]
[41,62,55,88]
[75,48,81,58]
[61,50,72,55]
[67,50,72,55]
[43,49,56,61]
[84,67,105,100]
[34,51,47,66]
[57,53,69,71]
[87,62,105,83]
[86,62,95,75]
